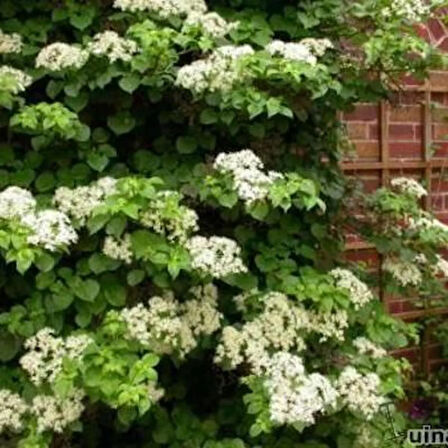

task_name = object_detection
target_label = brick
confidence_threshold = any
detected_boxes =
[369,124,379,140]
[344,104,378,121]
[389,142,422,159]
[431,92,448,105]
[431,194,445,211]
[416,23,431,42]
[388,301,403,314]
[429,71,448,89]
[389,124,416,140]
[431,141,448,157]
[346,122,368,139]
[353,141,380,159]
[389,105,421,122]
[433,123,448,140]
[428,18,447,42]
[431,106,448,122]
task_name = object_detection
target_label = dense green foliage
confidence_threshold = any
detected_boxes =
[0,0,447,447]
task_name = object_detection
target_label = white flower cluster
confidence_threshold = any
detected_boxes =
[337,367,384,420]
[184,12,238,38]
[383,256,422,287]
[0,30,22,54]
[0,187,77,251]
[382,0,430,22]
[21,210,78,251]
[20,328,92,386]
[121,285,221,358]
[309,310,349,342]
[435,255,448,277]
[266,38,332,65]
[330,268,373,310]
[265,352,338,426]
[103,233,133,264]
[186,235,247,278]
[36,42,89,71]
[88,31,139,63]
[390,177,427,198]
[140,191,199,243]
[31,390,84,433]
[176,45,254,94]
[213,149,283,205]
[0,66,32,94]
[0,390,28,434]
[53,177,117,225]
[409,215,448,234]
[353,337,387,359]
[215,292,309,374]
[113,0,207,16]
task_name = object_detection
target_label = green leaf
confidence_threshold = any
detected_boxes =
[102,274,126,307]
[74,278,100,302]
[176,136,197,154]
[35,172,55,192]
[119,74,141,93]
[108,112,136,135]
[199,108,218,124]
[127,269,145,286]
[35,253,56,272]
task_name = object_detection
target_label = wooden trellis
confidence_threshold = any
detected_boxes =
[341,77,448,375]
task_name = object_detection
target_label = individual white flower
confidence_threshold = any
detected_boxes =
[0,390,28,434]
[266,40,317,64]
[337,366,384,420]
[213,149,284,205]
[390,177,427,198]
[265,352,338,426]
[186,235,247,278]
[36,42,89,71]
[0,186,36,220]
[31,390,84,433]
[0,66,32,94]
[22,210,78,251]
[176,45,254,94]
[122,286,221,358]
[113,0,207,17]
[53,177,117,225]
[0,30,22,54]
[215,292,309,374]
[20,329,91,386]
[330,268,373,309]
[383,257,422,287]
[103,233,133,264]
[184,12,238,38]
[353,337,387,359]
[88,31,139,63]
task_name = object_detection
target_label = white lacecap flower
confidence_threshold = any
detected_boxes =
[353,337,387,359]
[186,235,247,278]
[0,66,33,93]
[88,31,139,63]
[0,186,36,220]
[121,285,221,358]
[22,210,78,251]
[0,30,22,54]
[53,177,117,225]
[103,233,133,264]
[0,390,28,434]
[265,352,338,426]
[390,177,427,198]
[213,149,283,205]
[31,390,85,433]
[113,0,207,17]
[20,328,92,386]
[330,268,373,309]
[215,292,309,374]
[383,257,422,287]
[337,366,384,420]
[300,38,334,56]
[309,309,349,342]
[36,42,89,71]
[176,45,254,94]
[409,215,448,234]
[184,12,238,38]
[381,0,430,22]
[266,40,317,64]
